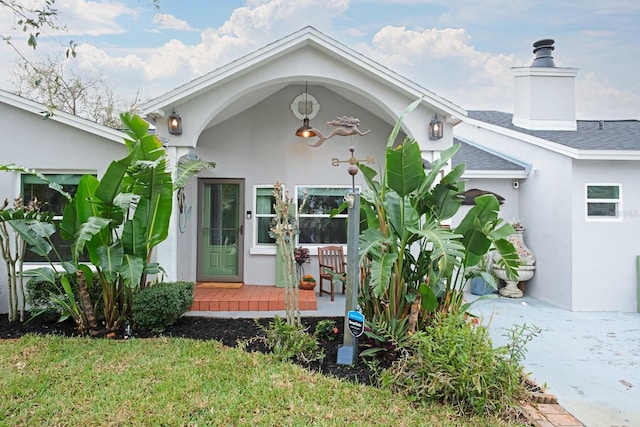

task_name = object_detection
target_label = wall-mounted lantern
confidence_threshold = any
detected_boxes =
[168,109,182,135]
[429,113,443,140]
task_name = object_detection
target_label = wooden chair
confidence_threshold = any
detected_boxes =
[318,245,346,301]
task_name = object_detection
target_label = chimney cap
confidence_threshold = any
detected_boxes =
[531,39,556,67]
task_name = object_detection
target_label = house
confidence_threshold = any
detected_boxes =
[455,39,640,312]
[2,27,639,313]
[140,26,465,290]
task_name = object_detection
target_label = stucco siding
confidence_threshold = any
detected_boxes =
[571,160,640,312]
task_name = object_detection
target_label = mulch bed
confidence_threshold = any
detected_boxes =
[0,314,375,384]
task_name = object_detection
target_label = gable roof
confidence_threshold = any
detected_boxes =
[466,110,640,159]
[142,26,466,120]
[0,89,126,144]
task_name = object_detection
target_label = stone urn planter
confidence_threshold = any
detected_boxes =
[492,220,536,298]
[492,265,535,298]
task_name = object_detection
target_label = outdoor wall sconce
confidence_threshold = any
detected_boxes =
[168,109,182,135]
[429,113,443,140]
[295,82,317,138]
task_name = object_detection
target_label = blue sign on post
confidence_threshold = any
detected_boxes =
[347,310,365,337]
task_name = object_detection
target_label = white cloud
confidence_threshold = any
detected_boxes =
[357,26,519,110]
[56,0,140,36]
[153,14,196,32]
[219,0,348,39]
[577,72,640,120]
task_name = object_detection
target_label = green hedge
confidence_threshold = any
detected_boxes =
[132,282,194,332]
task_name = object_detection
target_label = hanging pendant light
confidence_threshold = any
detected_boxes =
[295,82,316,138]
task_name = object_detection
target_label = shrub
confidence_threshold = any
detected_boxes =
[313,319,338,342]
[132,282,194,332]
[259,316,324,363]
[377,312,528,417]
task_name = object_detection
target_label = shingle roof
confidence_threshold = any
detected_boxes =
[452,140,527,171]
[467,111,640,150]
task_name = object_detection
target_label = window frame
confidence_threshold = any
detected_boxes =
[295,185,357,246]
[251,184,281,253]
[20,171,95,263]
[585,183,622,222]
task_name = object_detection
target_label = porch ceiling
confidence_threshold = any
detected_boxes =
[203,81,394,131]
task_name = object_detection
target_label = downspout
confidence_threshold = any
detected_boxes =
[637,256,640,312]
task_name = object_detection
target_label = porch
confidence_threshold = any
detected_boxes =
[190,283,344,314]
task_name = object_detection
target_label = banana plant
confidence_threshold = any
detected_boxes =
[358,100,519,354]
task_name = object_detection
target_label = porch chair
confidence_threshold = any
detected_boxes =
[318,245,346,301]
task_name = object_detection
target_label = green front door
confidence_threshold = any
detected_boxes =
[198,179,244,282]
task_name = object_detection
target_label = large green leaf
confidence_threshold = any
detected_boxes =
[120,254,144,288]
[60,199,78,242]
[424,164,466,220]
[0,164,71,200]
[98,243,124,283]
[418,282,438,312]
[23,267,56,285]
[7,219,53,257]
[386,139,424,197]
[416,144,461,196]
[72,216,112,262]
[407,223,465,284]
[371,252,398,298]
[386,97,423,149]
[122,216,146,256]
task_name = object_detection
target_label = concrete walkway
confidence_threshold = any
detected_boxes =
[188,292,640,426]
[467,294,640,427]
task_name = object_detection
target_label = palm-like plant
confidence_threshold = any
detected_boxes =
[359,100,519,356]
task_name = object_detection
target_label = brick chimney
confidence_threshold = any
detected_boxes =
[511,39,579,131]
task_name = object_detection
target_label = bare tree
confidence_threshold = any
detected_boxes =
[11,55,144,128]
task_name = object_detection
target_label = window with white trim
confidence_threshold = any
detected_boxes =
[297,186,353,245]
[254,186,277,245]
[586,184,622,220]
[21,173,93,262]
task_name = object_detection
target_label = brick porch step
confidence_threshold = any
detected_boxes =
[190,283,317,312]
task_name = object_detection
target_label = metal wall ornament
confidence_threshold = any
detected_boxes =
[307,116,370,147]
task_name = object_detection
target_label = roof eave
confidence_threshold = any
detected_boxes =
[462,170,529,179]
[1,90,126,144]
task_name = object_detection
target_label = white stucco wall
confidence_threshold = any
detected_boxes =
[456,122,574,309]
[0,103,127,314]
[571,160,640,312]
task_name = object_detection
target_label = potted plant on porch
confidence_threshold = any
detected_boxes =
[299,274,317,290]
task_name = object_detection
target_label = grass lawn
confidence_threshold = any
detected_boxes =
[0,335,528,426]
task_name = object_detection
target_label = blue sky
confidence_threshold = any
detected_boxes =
[2,0,638,119]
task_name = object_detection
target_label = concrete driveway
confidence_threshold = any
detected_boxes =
[468,294,640,427]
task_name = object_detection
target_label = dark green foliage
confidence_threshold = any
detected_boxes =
[26,275,103,322]
[131,282,194,332]
[259,316,324,363]
[313,319,338,342]
[378,312,528,417]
